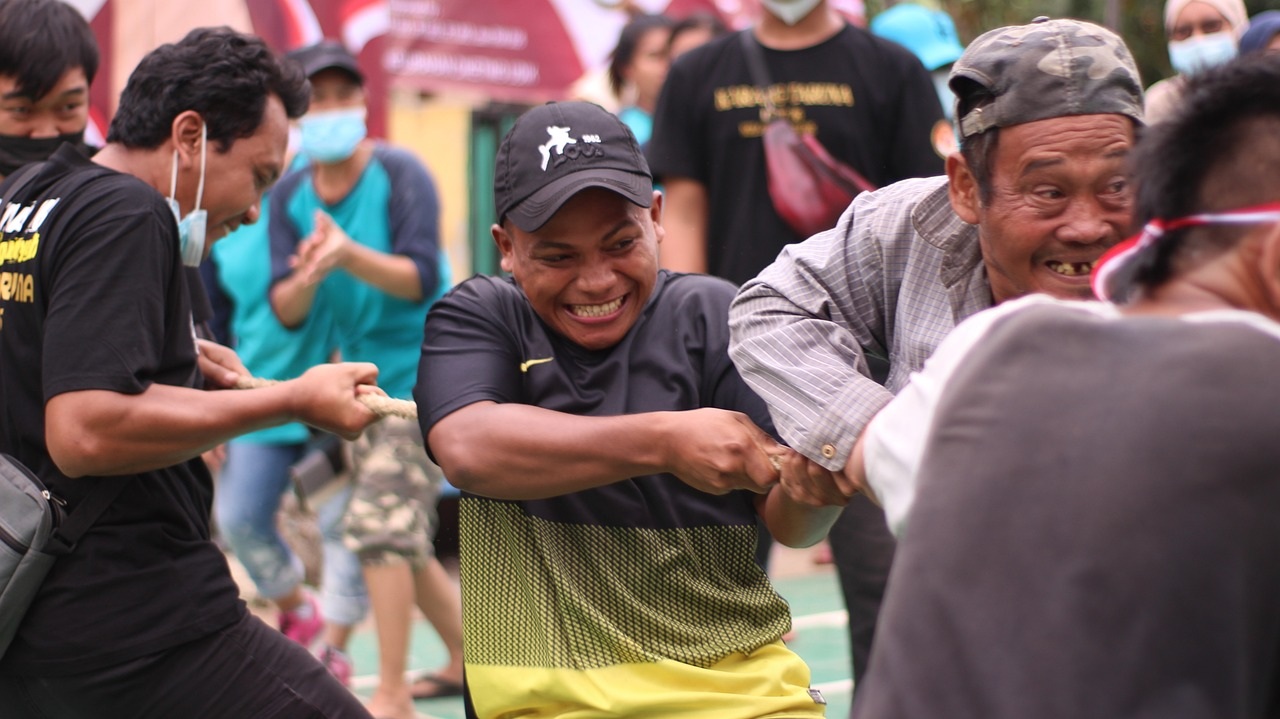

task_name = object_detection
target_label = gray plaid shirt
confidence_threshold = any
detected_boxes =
[728,176,994,471]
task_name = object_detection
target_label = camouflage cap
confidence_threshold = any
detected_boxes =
[949,17,1144,139]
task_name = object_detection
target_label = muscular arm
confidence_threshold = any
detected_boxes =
[427,401,781,501]
[45,362,380,478]
[657,177,708,274]
[756,449,860,548]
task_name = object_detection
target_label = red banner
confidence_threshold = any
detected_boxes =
[382,0,749,104]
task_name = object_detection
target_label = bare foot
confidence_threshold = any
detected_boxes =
[364,686,415,719]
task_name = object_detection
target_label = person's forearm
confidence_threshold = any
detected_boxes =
[756,489,845,548]
[428,402,678,500]
[270,274,320,328]
[659,178,708,274]
[45,383,303,477]
[340,244,425,301]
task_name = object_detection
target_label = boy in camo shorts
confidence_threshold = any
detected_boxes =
[268,40,465,719]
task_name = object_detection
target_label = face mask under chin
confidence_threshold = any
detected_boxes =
[167,123,209,267]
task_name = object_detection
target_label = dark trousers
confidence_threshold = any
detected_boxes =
[0,613,371,719]
[828,493,897,714]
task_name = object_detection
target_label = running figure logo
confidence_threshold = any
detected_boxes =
[539,126,577,170]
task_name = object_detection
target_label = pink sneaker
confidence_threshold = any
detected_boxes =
[278,592,323,648]
[315,644,352,687]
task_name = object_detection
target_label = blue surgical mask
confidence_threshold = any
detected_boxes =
[167,122,208,267]
[298,107,367,163]
[1168,31,1238,76]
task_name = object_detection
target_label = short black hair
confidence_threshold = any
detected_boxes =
[106,26,310,152]
[1110,53,1280,300]
[0,0,99,101]
[607,14,675,99]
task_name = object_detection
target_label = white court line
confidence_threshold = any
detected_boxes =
[814,678,854,695]
[790,609,848,630]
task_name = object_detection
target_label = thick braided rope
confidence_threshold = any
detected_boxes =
[232,375,418,420]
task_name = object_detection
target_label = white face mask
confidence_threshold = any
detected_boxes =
[760,0,824,26]
[167,122,208,267]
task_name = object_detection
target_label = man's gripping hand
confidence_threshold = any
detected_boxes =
[778,451,860,507]
[288,362,381,440]
[663,409,783,495]
[196,339,248,389]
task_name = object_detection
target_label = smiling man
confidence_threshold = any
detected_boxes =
[0,28,380,719]
[727,17,1145,692]
[416,100,850,719]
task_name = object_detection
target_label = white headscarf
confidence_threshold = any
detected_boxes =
[1164,0,1250,38]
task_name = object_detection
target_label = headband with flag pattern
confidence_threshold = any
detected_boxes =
[1091,201,1280,300]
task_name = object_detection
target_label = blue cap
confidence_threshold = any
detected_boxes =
[1240,11,1280,55]
[871,3,965,71]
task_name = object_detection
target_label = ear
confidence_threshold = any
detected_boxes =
[946,152,981,225]
[650,191,664,245]
[1257,222,1280,317]
[492,223,515,274]
[170,110,205,167]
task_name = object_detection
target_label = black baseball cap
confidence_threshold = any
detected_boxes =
[494,101,652,232]
[286,39,363,85]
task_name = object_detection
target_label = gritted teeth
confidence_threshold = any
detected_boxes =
[569,296,624,318]
[1046,260,1095,277]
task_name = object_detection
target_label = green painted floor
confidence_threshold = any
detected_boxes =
[343,570,853,719]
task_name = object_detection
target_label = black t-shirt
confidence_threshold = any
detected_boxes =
[853,306,1280,718]
[414,271,798,692]
[648,25,945,286]
[0,146,243,675]
[416,269,780,529]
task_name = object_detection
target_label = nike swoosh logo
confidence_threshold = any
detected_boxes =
[519,357,554,373]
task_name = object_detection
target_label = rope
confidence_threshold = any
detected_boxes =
[233,375,418,420]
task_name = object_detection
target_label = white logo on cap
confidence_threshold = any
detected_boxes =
[539,126,577,171]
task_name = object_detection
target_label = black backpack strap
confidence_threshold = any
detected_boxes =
[44,477,131,555]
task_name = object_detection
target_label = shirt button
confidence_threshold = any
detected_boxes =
[821,444,836,459]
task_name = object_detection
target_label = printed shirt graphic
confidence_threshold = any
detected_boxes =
[0,146,242,675]
[649,25,944,285]
[417,272,823,719]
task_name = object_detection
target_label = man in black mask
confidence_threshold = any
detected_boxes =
[0,0,99,180]
[0,0,224,339]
